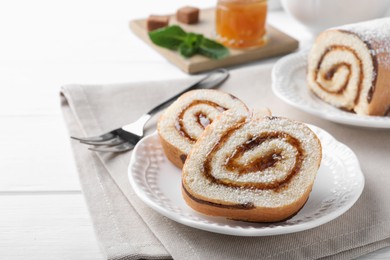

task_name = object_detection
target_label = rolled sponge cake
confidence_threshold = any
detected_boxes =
[307,18,390,116]
[157,89,252,169]
[182,110,322,222]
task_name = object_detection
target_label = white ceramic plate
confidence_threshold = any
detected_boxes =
[272,51,390,128]
[128,127,364,236]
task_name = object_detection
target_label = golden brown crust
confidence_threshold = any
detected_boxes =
[182,181,314,222]
[157,113,187,169]
[158,133,187,169]
[365,40,390,115]
[337,29,390,115]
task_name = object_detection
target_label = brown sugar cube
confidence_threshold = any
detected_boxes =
[176,6,200,24]
[147,15,169,31]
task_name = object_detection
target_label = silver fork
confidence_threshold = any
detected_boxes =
[71,68,229,152]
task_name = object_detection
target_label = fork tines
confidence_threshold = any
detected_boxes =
[71,131,136,153]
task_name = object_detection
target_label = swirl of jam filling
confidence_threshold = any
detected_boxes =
[176,100,227,142]
[203,123,304,190]
[315,45,364,105]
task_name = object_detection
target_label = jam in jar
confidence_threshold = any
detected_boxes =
[216,0,268,48]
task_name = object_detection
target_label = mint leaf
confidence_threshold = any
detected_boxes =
[148,25,229,60]
[148,25,187,50]
[199,37,229,59]
[179,33,203,58]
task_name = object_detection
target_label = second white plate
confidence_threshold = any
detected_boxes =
[128,126,364,236]
[272,51,390,128]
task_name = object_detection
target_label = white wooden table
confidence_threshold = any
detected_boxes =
[1,1,389,259]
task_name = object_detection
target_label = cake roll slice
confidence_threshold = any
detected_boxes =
[157,89,254,169]
[182,111,322,222]
[307,18,390,116]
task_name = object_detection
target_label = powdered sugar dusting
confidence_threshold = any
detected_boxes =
[338,18,390,68]
[183,113,322,208]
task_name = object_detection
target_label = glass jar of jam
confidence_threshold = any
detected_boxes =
[216,0,268,49]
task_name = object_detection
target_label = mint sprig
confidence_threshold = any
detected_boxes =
[199,37,229,60]
[149,25,229,60]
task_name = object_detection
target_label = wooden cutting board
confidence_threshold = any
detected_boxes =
[130,8,299,74]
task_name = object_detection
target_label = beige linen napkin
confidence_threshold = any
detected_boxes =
[61,63,390,260]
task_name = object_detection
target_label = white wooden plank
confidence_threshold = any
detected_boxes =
[0,115,80,191]
[0,193,104,259]
[0,62,187,116]
[0,0,212,64]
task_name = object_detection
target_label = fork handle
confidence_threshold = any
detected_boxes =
[146,68,229,116]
